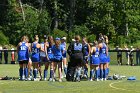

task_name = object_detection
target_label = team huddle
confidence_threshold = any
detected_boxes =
[17,34,110,82]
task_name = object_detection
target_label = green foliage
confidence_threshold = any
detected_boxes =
[87,34,96,43]
[72,25,89,37]
[0,29,9,45]
[0,0,140,46]
[51,29,67,39]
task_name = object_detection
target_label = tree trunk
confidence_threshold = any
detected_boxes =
[18,0,25,21]
[54,0,58,29]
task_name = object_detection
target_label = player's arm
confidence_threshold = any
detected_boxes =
[17,42,21,53]
[88,43,91,56]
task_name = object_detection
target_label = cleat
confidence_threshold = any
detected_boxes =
[90,79,93,81]
[104,78,107,81]
[44,78,47,81]
[33,78,39,81]
[58,79,62,82]
[27,78,31,81]
[100,78,103,81]
[49,78,53,81]
[96,78,99,81]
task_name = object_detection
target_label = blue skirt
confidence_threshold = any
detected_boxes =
[90,56,100,65]
[99,54,108,63]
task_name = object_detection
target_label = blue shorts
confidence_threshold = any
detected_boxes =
[62,52,67,58]
[31,57,40,62]
[90,56,100,65]
[107,56,110,63]
[48,54,54,62]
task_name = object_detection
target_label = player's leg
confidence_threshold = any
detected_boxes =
[32,62,39,80]
[19,61,24,80]
[44,62,49,80]
[58,62,62,82]
[63,58,67,77]
[89,64,94,81]
[103,63,107,80]
[23,60,28,80]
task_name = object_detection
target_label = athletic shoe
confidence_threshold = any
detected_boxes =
[33,78,39,81]
[48,78,52,81]
[27,78,31,81]
[90,79,93,81]
[52,78,55,82]
[58,79,62,82]
[44,78,47,81]
[104,78,107,81]
[100,78,103,81]
[76,77,80,82]
[96,78,99,81]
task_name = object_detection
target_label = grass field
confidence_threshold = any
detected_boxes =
[0,64,140,93]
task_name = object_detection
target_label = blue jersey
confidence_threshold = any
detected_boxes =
[91,47,100,65]
[99,43,108,63]
[83,43,89,56]
[31,42,40,62]
[18,42,29,61]
[61,42,67,58]
[52,45,63,61]
[100,43,107,55]
[47,43,54,61]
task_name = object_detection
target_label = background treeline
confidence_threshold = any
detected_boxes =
[0,0,140,47]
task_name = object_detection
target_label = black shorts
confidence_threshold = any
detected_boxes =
[70,53,84,67]
[53,58,62,63]
[19,60,28,64]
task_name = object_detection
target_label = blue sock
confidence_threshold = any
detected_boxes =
[90,70,94,79]
[101,69,103,79]
[103,69,107,78]
[84,68,88,76]
[50,70,54,78]
[33,69,37,79]
[95,70,98,79]
[30,69,32,76]
[44,69,48,78]
[106,68,109,76]
[98,68,100,79]
[64,67,67,75]
[19,68,23,79]
[24,68,28,78]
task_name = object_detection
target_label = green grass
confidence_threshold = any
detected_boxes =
[0,64,140,93]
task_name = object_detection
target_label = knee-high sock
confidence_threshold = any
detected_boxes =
[50,69,54,78]
[90,70,94,79]
[24,68,28,78]
[100,69,103,79]
[84,67,88,76]
[106,68,109,76]
[33,69,37,79]
[103,69,107,78]
[30,69,32,76]
[44,69,48,78]
[19,68,23,79]
[95,69,99,79]
[98,68,101,78]
[64,67,67,75]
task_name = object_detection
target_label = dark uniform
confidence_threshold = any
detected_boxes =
[116,47,122,65]
[67,42,85,67]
